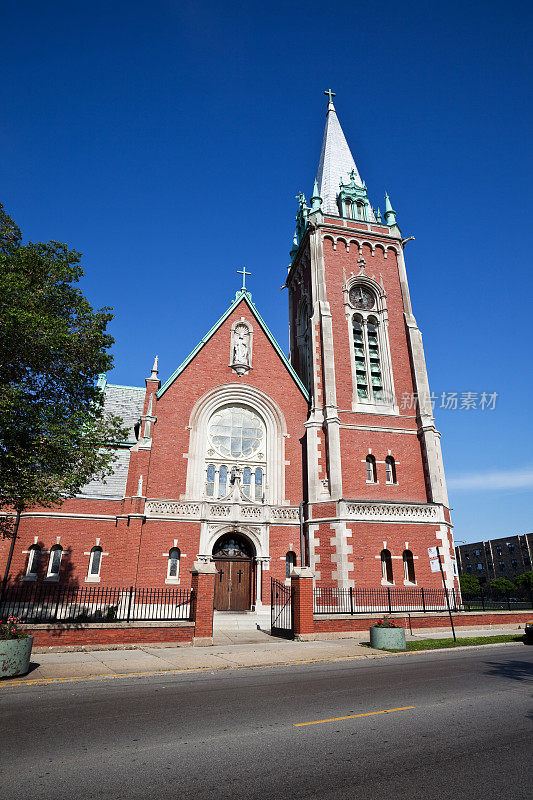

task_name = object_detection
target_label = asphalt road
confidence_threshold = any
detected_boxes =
[1,645,531,800]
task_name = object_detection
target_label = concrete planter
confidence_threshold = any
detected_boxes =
[0,636,34,678]
[370,626,406,651]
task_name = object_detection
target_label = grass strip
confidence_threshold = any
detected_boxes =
[405,634,525,650]
[360,634,527,651]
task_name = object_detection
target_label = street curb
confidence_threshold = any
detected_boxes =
[0,640,525,689]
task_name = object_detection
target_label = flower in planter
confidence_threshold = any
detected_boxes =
[0,616,29,640]
[373,617,400,628]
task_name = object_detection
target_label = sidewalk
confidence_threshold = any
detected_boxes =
[1,625,525,686]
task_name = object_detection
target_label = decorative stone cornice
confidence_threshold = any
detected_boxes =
[338,500,446,524]
[144,499,300,525]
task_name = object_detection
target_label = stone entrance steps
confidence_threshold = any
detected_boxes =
[213,610,272,644]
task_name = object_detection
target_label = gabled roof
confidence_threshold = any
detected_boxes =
[157,290,309,400]
[98,380,145,444]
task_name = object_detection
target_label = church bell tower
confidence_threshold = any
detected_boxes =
[286,92,458,592]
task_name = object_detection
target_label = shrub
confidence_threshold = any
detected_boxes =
[0,616,28,640]
[373,617,401,628]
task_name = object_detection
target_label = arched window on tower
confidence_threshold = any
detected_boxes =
[352,312,384,402]
[26,545,41,579]
[403,550,416,584]
[356,202,365,220]
[296,300,312,390]
[385,456,397,484]
[286,551,297,578]
[167,547,180,582]
[348,279,393,409]
[344,198,353,218]
[366,455,377,483]
[381,549,393,584]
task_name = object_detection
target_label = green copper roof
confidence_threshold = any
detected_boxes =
[156,290,310,401]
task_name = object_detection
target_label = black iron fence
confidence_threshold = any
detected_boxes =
[0,584,194,623]
[314,586,457,614]
[314,585,533,615]
[460,588,533,612]
[271,578,294,639]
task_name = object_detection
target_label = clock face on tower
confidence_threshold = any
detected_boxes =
[349,286,375,310]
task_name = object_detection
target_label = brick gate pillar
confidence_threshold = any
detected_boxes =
[291,566,315,640]
[190,562,218,646]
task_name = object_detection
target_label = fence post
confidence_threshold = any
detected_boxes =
[291,567,315,639]
[506,592,511,611]
[53,586,62,621]
[387,586,392,614]
[421,587,426,613]
[530,589,533,610]
[452,587,457,612]
[126,586,134,622]
[349,586,354,615]
[190,562,217,646]
[481,588,485,612]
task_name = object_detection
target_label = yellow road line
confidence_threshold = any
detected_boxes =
[293,705,415,727]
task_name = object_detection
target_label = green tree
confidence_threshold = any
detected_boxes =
[515,571,533,592]
[489,577,516,596]
[459,574,482,598]
[0,204,127,579]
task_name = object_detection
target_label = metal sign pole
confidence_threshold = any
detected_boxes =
[436,546,456,642]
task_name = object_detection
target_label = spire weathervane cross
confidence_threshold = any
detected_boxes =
[237,267,251,290]
[324,88,336,104]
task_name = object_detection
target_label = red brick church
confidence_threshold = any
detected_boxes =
[1,93,459,611]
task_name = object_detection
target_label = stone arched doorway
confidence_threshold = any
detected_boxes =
[212,532,255,611]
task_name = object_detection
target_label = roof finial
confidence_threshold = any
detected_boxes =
[150,355,159,379]
[324,88,336,111]
[237,266,251,291]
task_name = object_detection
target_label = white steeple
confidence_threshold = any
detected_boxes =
[316,93,375,220]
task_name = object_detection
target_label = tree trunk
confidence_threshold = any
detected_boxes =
[1,508,22,600]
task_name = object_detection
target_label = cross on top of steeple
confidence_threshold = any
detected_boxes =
[324,88,336,105]
[237,266,251,291]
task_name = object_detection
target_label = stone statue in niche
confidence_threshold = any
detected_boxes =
[231,323,251,375]
[234,333,248,364]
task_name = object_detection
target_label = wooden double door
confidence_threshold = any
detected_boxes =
[214,558,252,611]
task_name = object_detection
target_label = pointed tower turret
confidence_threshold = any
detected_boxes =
[384,193,398,227]
[316,91,375,221]
[310,178,323,214]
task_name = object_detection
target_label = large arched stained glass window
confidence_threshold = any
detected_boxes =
[205,405,266,500]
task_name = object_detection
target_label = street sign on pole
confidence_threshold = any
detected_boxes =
[430,559,440,573]
[436,546,456,642]
[428,547,438,559]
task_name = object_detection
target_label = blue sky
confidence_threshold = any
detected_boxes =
[2,0,532,543]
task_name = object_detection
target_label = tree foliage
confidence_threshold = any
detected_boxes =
[459,574,481,598]
[0,204,128,535]
[515,571,533,591]
[489,577,516,596]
